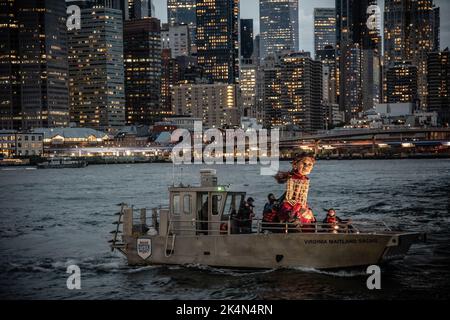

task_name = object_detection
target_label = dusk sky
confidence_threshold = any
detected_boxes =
[153,0,450,54]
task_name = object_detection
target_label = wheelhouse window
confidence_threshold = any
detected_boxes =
[222,194,233,219]
[183,194,191,215]
[172,194,180,215]
[212,195,223,216]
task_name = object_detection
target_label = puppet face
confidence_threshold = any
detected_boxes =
[293,157,315,176]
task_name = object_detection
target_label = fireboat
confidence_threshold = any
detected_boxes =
[109,169,424,270]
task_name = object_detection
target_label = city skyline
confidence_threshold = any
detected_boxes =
[152,0,450,54]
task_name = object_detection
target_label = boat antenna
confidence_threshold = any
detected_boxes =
[180,166,183,186]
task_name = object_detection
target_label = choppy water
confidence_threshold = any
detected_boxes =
[0,160,449,300]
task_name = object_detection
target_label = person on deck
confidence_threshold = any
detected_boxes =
[236,197,255,234]
[262,194,280,233]
[323,208,352,233]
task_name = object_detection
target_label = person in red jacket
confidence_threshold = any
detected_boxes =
[323,208,352,233]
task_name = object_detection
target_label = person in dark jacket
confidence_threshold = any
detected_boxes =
[263,194,277,218]
[236,197,255,234]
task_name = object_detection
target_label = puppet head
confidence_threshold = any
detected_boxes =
[292,155,316,176]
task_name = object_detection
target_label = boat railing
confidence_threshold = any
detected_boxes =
[165,218,391,235]
[120,206,392,237]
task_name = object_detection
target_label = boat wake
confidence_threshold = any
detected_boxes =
[288,266,367,278]
[183,263,278,277]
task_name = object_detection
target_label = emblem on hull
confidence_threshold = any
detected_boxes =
[137,238,152,260]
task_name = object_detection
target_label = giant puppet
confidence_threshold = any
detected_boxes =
[273,155,317,229]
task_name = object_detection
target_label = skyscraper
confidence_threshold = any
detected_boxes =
[125,0,155,20]
[427,48,450,126]
[124,18,162,125]
[172,83,240,128]
[261,54,284,127]
[384,0,411,69]
[240,60,257,117]
[260,0,299,59]
[281,52,323,131]
[196,0,239,84]
[161,49,180,116]
[167,0,197,42]
[68,5,125,129]
[320,46,337,105]
[161,23,191,58]
[314,8,336,60]
[0,0,69,130]
[314,9,337,105]
[386,62,418,104]
[261,52,323,130]
[253,34,261,62]
[240,19,254,60]
[336,0,381,119]
[384,0,440,108]
[410,0,440,109]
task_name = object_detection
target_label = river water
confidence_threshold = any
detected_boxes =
[0,160,449,300]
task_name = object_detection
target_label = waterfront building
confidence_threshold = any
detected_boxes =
[240,19,254,60]
[68,5,125,130]
[260,0,299,59]
[172,83,241,128]
[427,48,450,126]
[161,24,191,58]
[167,0,197,46]
[31,127,110,149]
[113,125,150,147]
[0,0,69,130]
[124,18,162,125]
[386,62,418,104]
[196,0,239,84]
[373,103,438,127]
[0,130,44,158]
[164,117,203,131]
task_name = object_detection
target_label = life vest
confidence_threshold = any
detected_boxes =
[326,215,338,224]
[220,223,228,234]
[263,209,278,223]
